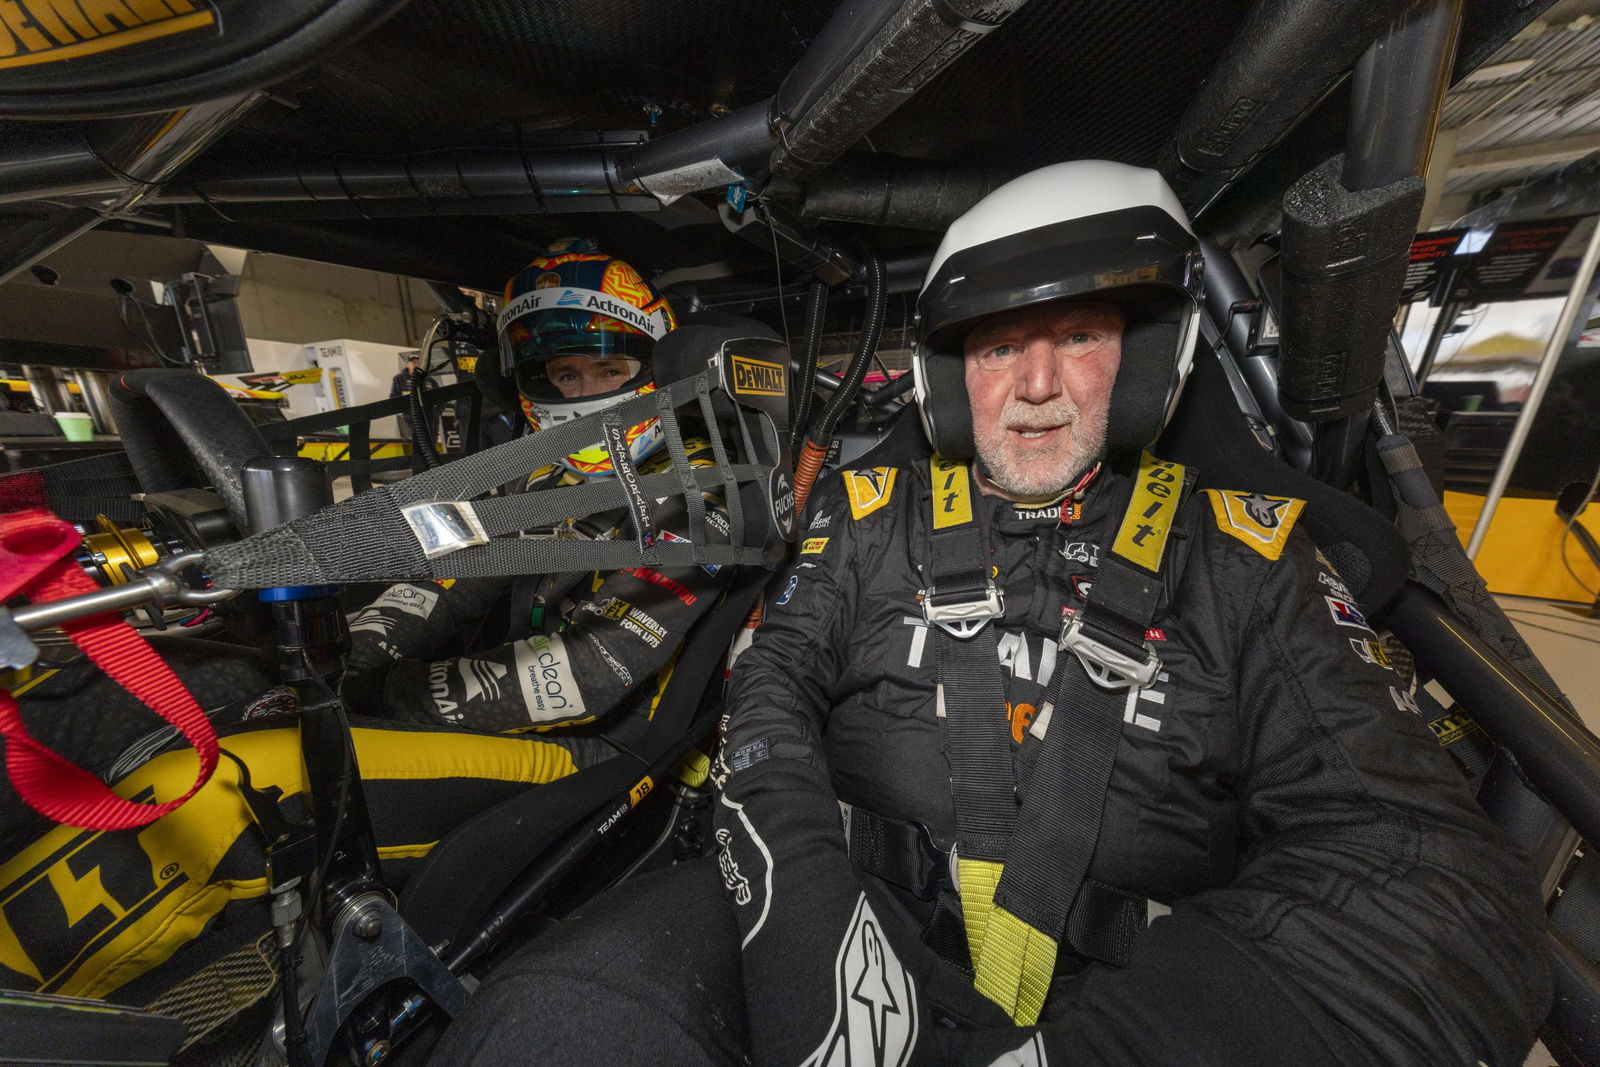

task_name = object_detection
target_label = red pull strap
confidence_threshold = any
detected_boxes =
[0,508,219,830]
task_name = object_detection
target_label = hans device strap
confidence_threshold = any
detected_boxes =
[203,342,796,588]
[926,452,1190,1024]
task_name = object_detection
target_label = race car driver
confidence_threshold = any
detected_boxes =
[433,164,1549,1066]
[341,239,738,754]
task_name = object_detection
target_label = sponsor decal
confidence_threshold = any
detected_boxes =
[599,600,666,649]
[777,574,799,605]
[801,537,829,554]
[1349,637,1393,670]
[1325,596,1373,631]
[799,893,919,1067]
[928,456,974,530]
[1318,570,1354,600]
[595,597,631,621]
[1061,541,1100,567]
[1391,686,1424,717]
[843,467,898,521]
[770,469,796,541]
[497,286,669,339]
[809,512,833,529]
[0,785,188,991]
[628,776,654,807]
[1428,709,1481,748]
[428,660,463,722]
[716,794,773,946]
[1070,574,1094,601]
[730,353,786,397]
[457,656,509,703]
[657,529,720,575]
[513,635,582,723]
[716,827,752,905]
[1112,453,1185,572]
[0,0,216,71]
[623,566,697,606]
[1202,489,1305,561]
[348,583,440,635]
[582,631,634,687]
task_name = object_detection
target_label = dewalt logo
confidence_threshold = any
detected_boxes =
[0,1,216,71]
[731,354,785,397]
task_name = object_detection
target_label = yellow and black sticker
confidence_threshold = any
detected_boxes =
[730,353,785,397]
[800,537,829,554]
[279,367,323,385]
[598,597,630,621]
[1111,452,1186,573]
[1201,488,1305,561]
[843,467,898,521]
[0,0,217,70]
[628,776,654,806]
[929,455,973,530]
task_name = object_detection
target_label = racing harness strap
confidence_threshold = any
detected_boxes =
[202,354,793,589]
[0,509,219,830]
[892,452,1187,1024]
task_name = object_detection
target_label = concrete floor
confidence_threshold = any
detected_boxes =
[1497,595,1600,734]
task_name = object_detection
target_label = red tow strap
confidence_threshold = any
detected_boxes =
[0,508,219,830]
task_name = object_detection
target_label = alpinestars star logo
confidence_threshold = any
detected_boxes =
[801,894,918,1067]
[1239,491,1291,528]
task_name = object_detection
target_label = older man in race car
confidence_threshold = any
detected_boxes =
[435,164,1549,1067]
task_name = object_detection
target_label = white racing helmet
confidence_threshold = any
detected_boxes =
[912,160,1204,461]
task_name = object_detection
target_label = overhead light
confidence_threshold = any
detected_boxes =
[1459,59,1537,86]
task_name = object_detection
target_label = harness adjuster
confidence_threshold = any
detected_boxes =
[922,582,1004,639]
[1060,612,1161,690]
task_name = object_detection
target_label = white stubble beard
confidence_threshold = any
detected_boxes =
[972,397,1108,499]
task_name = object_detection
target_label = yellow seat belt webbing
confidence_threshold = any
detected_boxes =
[973,906,1058,1026]
[957,857,1005,966]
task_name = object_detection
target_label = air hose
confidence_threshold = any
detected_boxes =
[791,280,829,451]
[792,251,885,514]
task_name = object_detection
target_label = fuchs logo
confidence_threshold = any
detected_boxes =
[770,469,796,540]
[731,354,786,397]
[0,1,216,70]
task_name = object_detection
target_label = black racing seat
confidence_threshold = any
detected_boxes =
[1156,349,1409,616]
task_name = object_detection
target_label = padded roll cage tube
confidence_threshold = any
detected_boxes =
[1380,583,1600,854]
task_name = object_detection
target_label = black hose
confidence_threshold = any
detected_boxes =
[408,366,438,469]
[792,280,829,449]
[281,939,310,1067]
[813,252,885,444]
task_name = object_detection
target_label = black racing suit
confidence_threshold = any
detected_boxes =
[342,440,735,766]
[712,456,1551,1065]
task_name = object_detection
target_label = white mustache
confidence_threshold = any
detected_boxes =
[1001,400,1078,433]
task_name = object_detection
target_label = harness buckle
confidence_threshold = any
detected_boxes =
[1060,612,1161,690]
[921,582,1004,639]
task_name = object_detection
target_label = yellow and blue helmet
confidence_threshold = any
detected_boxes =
[497,238,678,477]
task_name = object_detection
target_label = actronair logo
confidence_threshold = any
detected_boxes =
[730,354,785,397]
[0,1,216,70]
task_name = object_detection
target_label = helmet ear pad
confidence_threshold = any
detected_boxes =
[1105,321,1178,458]
[916,350,975,461]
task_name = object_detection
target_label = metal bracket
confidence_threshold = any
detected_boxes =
[300,894,468,1067]
[922,582,1004,639]
[1060,613,1161,690]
